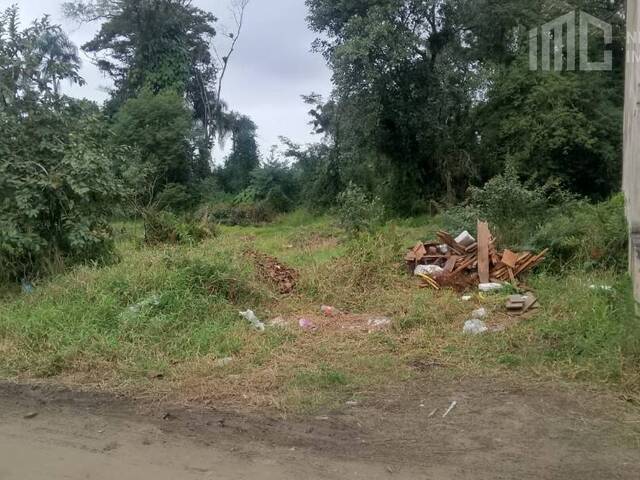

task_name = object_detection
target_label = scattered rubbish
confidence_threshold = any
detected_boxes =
[215,357,233,367]
[23,412,38,420]
[506,294,539,315]
[239,310,265,332]
[414,264,444,277]
[20,279,34,294]
[428,408,438,418]
[406,222,547,291]
[461,295,473,301]
[268,316,288,327]
[455,231,476,248]
[463,319,488,335]
[471,307,487,320]
[245,250,298,294]
[320,305,339,317]
[442,401,458,418]
[298,318,316,330]
[590,284,614,292]
[346,400,359,406]
[479,282,504,293]
[367,316,392,329]
[120,294,161,320]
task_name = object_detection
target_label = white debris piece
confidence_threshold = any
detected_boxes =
[479,282,504,293]
[461,295,473,301]
[240,310,266,331]
[368,317,392,329]
[415,264,444,277]
[589,284,614,292]
[463,319,488,335]
[455,231,476,247]
[471,308,487,319]
[437,244,449,254]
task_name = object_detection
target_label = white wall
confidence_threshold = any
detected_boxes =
[624,0,640,306]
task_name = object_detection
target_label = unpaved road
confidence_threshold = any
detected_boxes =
[1,376,639,479]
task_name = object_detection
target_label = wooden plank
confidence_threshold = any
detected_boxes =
[477,220,491,284]
[444,255,459,273]
[501,250,518,269]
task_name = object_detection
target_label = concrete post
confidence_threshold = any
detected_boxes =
[624,0,640,310]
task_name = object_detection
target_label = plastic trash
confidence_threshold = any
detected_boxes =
[240,310,265,331]
[269,316,288,327]
[437,244,449,254]
[215,357,233,367]
[320,305,339,317]
[590,284,613,292]
[455,231,476,247]
[471,308,487,320]
[461,295,473,301]
[414,264,444,277]
[463,319,488,335]
[299,318,316,330]
[20,279,34,294]
[478,282,504,292]
[367,317,392,329]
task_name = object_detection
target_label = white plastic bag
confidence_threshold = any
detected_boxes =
[240,310,265,331]
[463,319,488,335]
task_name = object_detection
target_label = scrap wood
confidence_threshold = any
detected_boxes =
[406,222,548,291]
[477,221,491,284]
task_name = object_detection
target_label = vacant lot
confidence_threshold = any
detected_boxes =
[0,212,639,413]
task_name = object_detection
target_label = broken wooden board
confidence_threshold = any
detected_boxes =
[501,250,519,269]
[477,221,491,284]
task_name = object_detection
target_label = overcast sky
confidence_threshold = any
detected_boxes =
[1,0,332,161]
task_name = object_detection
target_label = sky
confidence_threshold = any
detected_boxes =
[1,0,333,161]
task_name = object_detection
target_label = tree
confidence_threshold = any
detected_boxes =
[222,114,260,193]
[0,7,122,280]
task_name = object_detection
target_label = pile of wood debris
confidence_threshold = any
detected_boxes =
[405,221,548,290]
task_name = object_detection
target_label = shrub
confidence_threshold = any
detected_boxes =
[207,202,276,226]
[443,168,576,247]
[142,209,217,245]
[531,194,627,270]
[336,183,385,235]
[0,124,123,281]
[156,183,200,212]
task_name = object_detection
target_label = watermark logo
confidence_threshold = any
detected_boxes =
[529,11,612,71]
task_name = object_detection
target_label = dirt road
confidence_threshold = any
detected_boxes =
[1,376,639,479]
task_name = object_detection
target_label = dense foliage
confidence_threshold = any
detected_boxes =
[0,8,122,280]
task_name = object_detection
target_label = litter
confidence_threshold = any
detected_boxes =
[471,308,487,320]
[367,317,392,329]
[20,279,34,294]
[269,316,288,327]
[590,284,614,292]
[414,264,444,277]
[406,221,547,291]
[320,305,339,317]
[506,294,539,315]
[479,283,504,293]
[239,310,265,331]
[442,401,457,418]
[463,319,488,335]
[215,357,233,367]
[299,318,316,330]
[461,295,473,301]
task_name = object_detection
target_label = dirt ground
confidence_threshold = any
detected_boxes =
[1,374,639,480]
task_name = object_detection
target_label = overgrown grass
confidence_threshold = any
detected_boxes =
[0,211,638,412]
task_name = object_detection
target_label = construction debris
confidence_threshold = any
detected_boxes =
[463,319,488,335]
[406,221,547,291]
[506,294,539,315]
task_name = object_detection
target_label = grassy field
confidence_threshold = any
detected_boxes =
[0,211,638,411]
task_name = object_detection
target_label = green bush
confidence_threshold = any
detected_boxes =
[336,183,385,235]
[156,183,200,212]
[207,202,276,226]
[142,209,217,245]
[443,168,576,247]
[531,194,627,270]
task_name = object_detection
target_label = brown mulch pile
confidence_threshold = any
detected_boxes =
[245,250,298,294]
